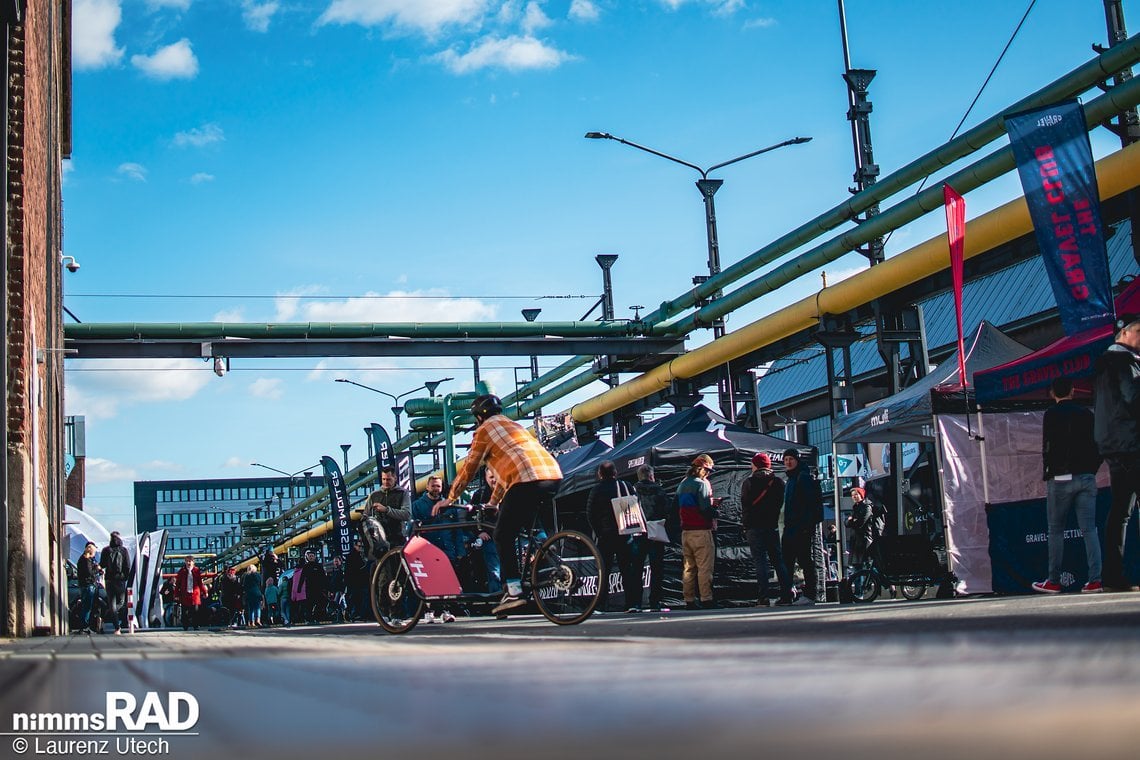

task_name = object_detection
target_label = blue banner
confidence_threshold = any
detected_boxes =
[321,456,354,559]
[370,423,394,474]
[987,490,1140,593]
[1006,100,1113,336]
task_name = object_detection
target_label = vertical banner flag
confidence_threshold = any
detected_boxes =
[944,184,968,386]
[371,423,395,474]
[1006,100,1113,335]
[321,456,353,559]
[397,451,414,493]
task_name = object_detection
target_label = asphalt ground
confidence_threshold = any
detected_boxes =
[1,593,1138,760]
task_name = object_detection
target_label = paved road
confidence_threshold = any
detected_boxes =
[1,594,1138,760]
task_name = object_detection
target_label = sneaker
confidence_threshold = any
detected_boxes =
[440,611,456,623]
[774,597,794,607]
[1081,581,1103,594]
[1031,580,1062,594]
[492,592,527,616]
[422,612,438,624]
[684,601,702,611]
[792,596,815,606]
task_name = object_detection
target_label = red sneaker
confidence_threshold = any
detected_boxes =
[1081,581,1103,594]
[1031,580,1062,594]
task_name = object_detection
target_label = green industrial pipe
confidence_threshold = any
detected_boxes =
[65,320,634,340]
[640,33,1140,329]
[656,70,1140,336]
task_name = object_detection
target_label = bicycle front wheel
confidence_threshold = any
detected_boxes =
[531,530,603,625]
[847,569,881,603]
[370,549,425,634]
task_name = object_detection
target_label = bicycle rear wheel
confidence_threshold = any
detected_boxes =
[847,569,881,603]
[900,583,927,600]
[370,549,425,634]
[531,530,603,625]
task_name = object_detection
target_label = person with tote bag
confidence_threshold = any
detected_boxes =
[586,460,642,612]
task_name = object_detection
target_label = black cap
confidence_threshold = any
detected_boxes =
[1115,313,1140,332]
[782,448,801,461]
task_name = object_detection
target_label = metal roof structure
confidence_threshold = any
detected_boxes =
[757,219,1138,411]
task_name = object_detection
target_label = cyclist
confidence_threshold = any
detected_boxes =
[434,393,562,615]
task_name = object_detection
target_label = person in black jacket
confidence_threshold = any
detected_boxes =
[629,465,670,612]
[741,453,793,606]
[1094,314,1140,591]
[368,467,412,549]
[781,449,825,606]
[99,532,131,634]
[77,541,101,633]
[1033,377,1103,593]
[845,487,878,569]
[586,461,639,612]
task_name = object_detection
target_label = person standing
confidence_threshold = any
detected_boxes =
[344,540,369,621]
[368,467,413,550]
[76,542,100,634]
[630,465,670,612]
[260,547,281,587]
[174,556,208,631]
[781,448,825,606]
[412,475,459,559]
[243,565,265,627]
[293,550,327,624]
[845,487,879,570]
[1094,313,1140,591]
[99,531,131,634]
[741,453,794,607]
[677,454,718,610]
[586,461,640,613]
[1031,377,1104,593]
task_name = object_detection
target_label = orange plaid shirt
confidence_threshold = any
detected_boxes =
[448,415,562,505]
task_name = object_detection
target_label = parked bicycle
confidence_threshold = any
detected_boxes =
[369,504,604,634]
[845,534,946,603]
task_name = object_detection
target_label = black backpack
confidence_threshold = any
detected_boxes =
[105,546,129,581]
[359,515,390,561]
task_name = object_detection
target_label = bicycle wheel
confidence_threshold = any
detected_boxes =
[900,583,927,601]
[370,549,425,634]
[847,569,881,603]
[531,530,603,625]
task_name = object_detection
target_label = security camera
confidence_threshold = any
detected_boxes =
[61,255,80,273]
[213,357,227,377]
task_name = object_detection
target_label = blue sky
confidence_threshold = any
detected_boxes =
[65,0,1121,532]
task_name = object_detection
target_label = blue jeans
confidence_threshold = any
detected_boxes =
[1046,474,1101,584]
[80,583,96,628]
[481,540,502,593]
[747,528,793,601]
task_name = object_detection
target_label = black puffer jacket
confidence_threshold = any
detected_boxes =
[1094,342,1140,457]
[740,470,784,531]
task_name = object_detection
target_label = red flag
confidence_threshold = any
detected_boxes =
[944,184,967,386]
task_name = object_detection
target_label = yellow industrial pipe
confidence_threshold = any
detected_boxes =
[572,141,1140,423]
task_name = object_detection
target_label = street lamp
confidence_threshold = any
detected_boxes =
[340,444,352,475]
[521,308,541,418]
[250,462,319,507]
[334,377,454,439]
[585,131,811,417]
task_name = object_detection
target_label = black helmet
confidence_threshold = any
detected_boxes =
[471,394,503,421]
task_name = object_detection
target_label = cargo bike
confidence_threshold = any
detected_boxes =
[369,504,604,633]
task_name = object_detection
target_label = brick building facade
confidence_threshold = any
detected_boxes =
[3,0,70,637]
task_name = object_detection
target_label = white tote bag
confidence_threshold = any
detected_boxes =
[610,481,647,536]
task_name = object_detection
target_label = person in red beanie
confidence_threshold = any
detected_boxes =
[741,452,794,606]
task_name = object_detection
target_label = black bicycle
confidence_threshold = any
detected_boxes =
[370,504,604,634]
[846,534,946,603]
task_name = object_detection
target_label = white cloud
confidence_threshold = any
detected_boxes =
[433,35,574,74]
[521,2,552,33]
[277,289,498,324]
[213,307,245,322]
[189,172,215,185]
[317,0,491,36]
[568,0,599,22]
[242,0,280,32]
[131,39,199,80]
[173,123,224,148]
[84,457,138,484]
[146,0,191,9]
[659,0,744,13]
[249,378,284,400]
[65,359,213,420]
[73,0,125,70]
[743,16,777,29]
[222,457,246,469]
[116,162,147,181]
